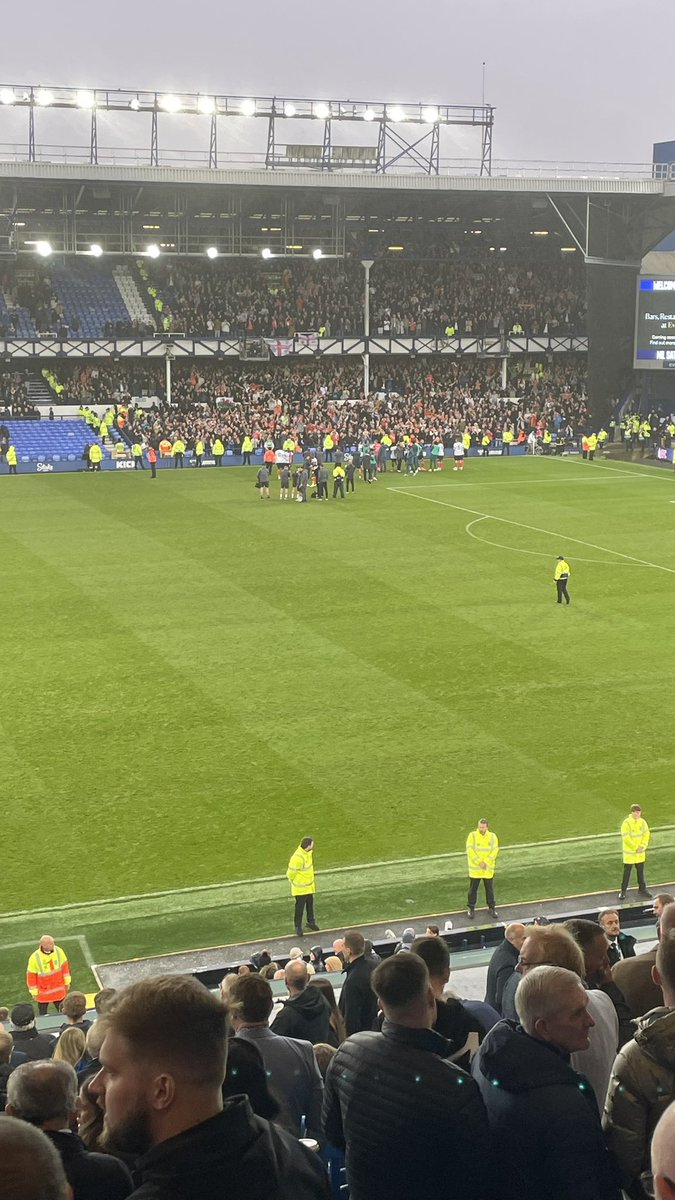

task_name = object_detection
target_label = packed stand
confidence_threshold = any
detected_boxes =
[144,252,586,339]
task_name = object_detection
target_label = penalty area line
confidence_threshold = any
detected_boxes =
[387,487,675,576]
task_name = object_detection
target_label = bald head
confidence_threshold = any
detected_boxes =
[660,903,675,939]
[284,959,309,994]
[652,1100,675,1200]
[505,923,527,950]
[0,1115,69,1199]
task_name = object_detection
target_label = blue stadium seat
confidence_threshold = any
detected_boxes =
[5,419,108,462]
[51,262,134,338]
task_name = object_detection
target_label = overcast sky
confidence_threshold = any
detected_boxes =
[3,0,674,167]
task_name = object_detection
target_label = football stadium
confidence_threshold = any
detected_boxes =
[2,60,675,1200]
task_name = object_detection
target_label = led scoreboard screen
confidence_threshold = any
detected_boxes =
[635,277,675,368]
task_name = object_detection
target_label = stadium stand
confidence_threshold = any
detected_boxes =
[51,261,134,339]
[2,419,109,463]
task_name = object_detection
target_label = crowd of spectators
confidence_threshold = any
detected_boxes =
[146,253,585,339]
[0,373,37,420]
[41,357,589,456]
[2,904,675,1200]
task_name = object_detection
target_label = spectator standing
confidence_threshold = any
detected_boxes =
[271,960,333,1045]
[230,973,324,1140]
[6,1059,133,1200]
[338,931,378,1036]
[10,1003,56,1062]
[90,974,329,1198]
[472,965,621,1200]
[0,1114,70,1200]
[410,935,484,1065]
[603,931,675,1199]
[565,918,635,1048]
[599,909,637,966]
[323,953,490,1200]
[26,936,71,1014]
[484,923,526,1014]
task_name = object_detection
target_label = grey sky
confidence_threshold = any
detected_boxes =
[3,0,674,166]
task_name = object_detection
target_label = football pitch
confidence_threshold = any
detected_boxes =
[2,454,675,1003]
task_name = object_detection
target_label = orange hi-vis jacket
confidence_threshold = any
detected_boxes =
[26,946,71,1004]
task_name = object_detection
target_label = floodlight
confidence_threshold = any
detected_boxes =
[363,107,376,121]
[90,243,103,257]
[312,248,323,260]
[206,246,219,259]
[261,247,272,259]
[422,105,439,122]
[35,89,54,107]
[0,89,15,106]
[284,102,296,117]
[35,240,52,257]
[77,90,95,109]
[197,95,215,115]
[240,98,256,116]
[146,243,161,258]
[160,94,182,113]
[388,105,405,122]
[129,97,141,111]
[315,102,330,120]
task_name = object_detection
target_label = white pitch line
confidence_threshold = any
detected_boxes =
[563,458,674,481]
[388,487,675,576]
[407,476,645,487]
[5,825,675,921]
[464,516,637,565]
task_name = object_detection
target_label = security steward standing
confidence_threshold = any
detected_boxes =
[132,441,145,469]
[147,444,157,478]
[332,463,346,498]
[466,818,499,919]
[6,443,18,474]
[554,556,571,605]
[619,804,652,901]
[26,936,71,1015]
[287,837,320,937]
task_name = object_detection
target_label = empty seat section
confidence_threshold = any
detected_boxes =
[51,263,133,338]
[6,419,108,461]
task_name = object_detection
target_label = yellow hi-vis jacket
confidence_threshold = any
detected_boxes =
[621,815,650,864]
[6,445,17,466]
[26,946,71,1004]
[286,845,315,895]
[89,444,103,464]
[554,559,571,581]
[466,829,499,879]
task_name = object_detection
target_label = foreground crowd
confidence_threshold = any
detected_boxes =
[2,902,675,1200]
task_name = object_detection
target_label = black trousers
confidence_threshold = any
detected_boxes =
[174,454,183,468]
[556,579,570,605]
[621,861,647,893]
[134,458,145,469]
[468,877,496,909]
[333,480,345,498]
[150,461,157,477]
[294,894,316,932]
[318,481,328,499]
[242,452,251,465]
[346,476,355,492]
[38,1001,62,1015]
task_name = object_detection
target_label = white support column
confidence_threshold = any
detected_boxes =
[361,259,374,399]
[165,350,172,406]
[501,355,508,391]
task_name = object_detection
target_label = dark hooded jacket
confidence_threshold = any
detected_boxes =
[44,1130,134,1200]
[472,1020,621,1200]
[128,1098,329,1199]
[603,1006,675,1199]
[271,986,333,1045]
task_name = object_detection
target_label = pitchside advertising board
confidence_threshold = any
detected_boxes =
[634,277,675,368]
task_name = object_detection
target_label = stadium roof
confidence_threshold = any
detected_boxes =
[0,162,666,196]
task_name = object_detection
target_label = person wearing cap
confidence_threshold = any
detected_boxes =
[26,937,71,1015]
[619,805,652,901]
[554,555,571,604]
[9,1004,56,1062]
[466,818,499,919]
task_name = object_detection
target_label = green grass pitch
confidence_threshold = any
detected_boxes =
[1,454,674,1003]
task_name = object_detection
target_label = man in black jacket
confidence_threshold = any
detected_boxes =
[338,930,378,1036]
[472,965,621,1200]
[89,974,329,1200]
[9,1003,55,1062]
[6,1059,133,1199]
[484,923,526,1013]
[324,953,490,1200]
[271,960,332,1045]
[565,918,635,1048]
